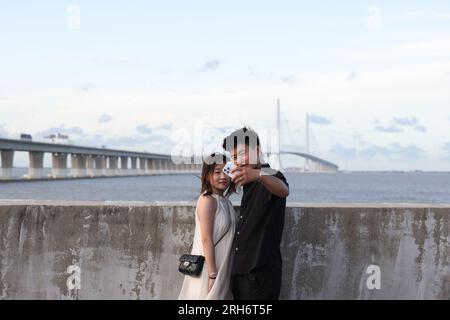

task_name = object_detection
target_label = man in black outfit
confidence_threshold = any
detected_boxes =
[222,127,289,300]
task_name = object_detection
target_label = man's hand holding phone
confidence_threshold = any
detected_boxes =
[230,165,260,187]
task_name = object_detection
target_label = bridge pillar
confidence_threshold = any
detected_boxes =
[1,149,14,179]
[51,153,68,178]
[138,158,146,174]
[160,159,165,174]
[160,159,167,174]
[153,159,159,174]
[164,160,170,174]
[108,156,118,176]
[86,156,95,177]
[168,160,175,174]
[27,151,44,179]
[152,159,160,174]
[144,159,152,174]
[142,159,147,174]
[71,154,87,178]
[130,157,137,175]
[94,156,106,176]
[120,156,128,175]
[158,159,164,174]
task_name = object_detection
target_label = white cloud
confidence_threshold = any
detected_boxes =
[414,125,427,133]
[37,125,85,137]
[98,113,112,123]
[330,142,426,163]
[330,144,357,159]
[80,83,95,92]
[282,75,297,84]
[375,125,402,133]
[202,60,221,71]
[374,117,427,134]
[308,114,332,125]
[359,143,426,160]
[136,124,153,134]
[393,117,419,126]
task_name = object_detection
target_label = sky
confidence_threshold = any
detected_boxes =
[1,1,450,170]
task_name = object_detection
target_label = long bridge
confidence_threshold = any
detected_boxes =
[0,138,201,180]
[1,101,339,180]
[0,137,338,181]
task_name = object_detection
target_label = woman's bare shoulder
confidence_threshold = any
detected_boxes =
[197,194,218,212]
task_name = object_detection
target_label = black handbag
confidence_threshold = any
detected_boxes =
[178,254,205,276]
[178,222,231,277]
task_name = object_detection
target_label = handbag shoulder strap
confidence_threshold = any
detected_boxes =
[214,224,230,247]
[186,225,230,253]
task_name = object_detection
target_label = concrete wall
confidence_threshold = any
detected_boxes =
[1,200,450,300]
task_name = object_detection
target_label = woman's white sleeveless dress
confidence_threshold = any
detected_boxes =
[178,193,237,300]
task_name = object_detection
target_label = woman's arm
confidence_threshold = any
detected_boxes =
[197,195,218,291]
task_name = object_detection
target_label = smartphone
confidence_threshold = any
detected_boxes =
[222,161,236,178]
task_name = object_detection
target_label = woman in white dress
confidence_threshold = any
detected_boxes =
[178,153,238,300]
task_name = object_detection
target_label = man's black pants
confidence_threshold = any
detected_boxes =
[231,264,282,300]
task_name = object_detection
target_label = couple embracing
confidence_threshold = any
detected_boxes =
[178,127,289,300]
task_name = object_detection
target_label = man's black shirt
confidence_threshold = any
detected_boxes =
[231,163,289,276]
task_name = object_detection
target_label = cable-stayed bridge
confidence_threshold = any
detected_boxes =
[266,99,339,173]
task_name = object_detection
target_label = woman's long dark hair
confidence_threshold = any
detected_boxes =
[200,153,236,197]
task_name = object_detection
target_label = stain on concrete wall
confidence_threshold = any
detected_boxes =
[1,201,450,299]
[282,206,450,299]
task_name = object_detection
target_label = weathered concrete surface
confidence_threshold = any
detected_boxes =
[1,200,450,300]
